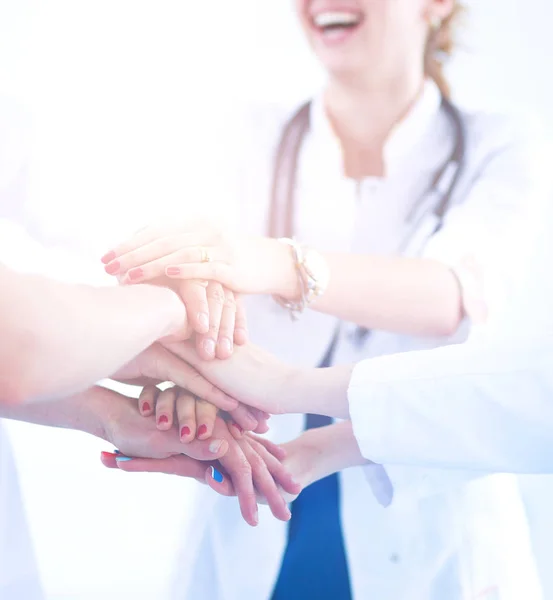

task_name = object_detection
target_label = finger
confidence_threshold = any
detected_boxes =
[149,345,238,411]
[252,418,270,434]
[125,245,225,284]
[155,386,178,430]
[100,451,119,469]
[216,289,236,359]
[234,296,249,345]
[205,465,236,497]
[247,438,300,496]
[112,455,233,495]
[238,440,291,522]
[195,399,218,440]
[246,435,287,461]
[215,424,258,527]
[227,421,245,441]
[138,385,158,417]
[178,280,210,335]
[176,390,197,442]
[196,282,225,360]
[227,404,258,432]
[122,247,199,283]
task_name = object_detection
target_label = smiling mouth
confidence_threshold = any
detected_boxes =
[311,10,364,34]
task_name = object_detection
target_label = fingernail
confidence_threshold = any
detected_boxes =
[203,338,216,357]
[180,426,191,438]
[127,268,143,281]
[101,251,116,264]
[232,423,244,435]
[209,439,224,454]
[158,415,169,426]
[142,402,152,413]
[198,312,209,332]
[210,466,224,483]
[220,337,233,354]
[101,451,117,459]
[253,509,259,526]
[115,456,132,462]
[104,260,120,275]
[166,266,181,276]
[197,424,208,437]
[114,449,122,455]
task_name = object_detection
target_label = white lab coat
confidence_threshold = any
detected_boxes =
[0,99,44,600]
[173,81,551,600]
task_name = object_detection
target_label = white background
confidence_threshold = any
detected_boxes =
[2,1,553,598]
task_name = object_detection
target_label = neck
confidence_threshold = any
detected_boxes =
[324,72,425,178]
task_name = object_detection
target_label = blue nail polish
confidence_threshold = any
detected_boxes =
[115,456,132,462]
[114,449,122,455]
[210,466,224,483]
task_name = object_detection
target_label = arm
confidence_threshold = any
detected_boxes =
[0,263,186,404]
[104,118,549,337]
[166,338,553,474]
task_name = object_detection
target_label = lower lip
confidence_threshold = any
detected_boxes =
[312,24,361,46]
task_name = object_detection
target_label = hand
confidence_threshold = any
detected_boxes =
[102,415,301,526]
[101,222,299,298]
[97,388,230,462]
[110,343,239,413]
[162,340,300,415]
[136,385,270,439]
[104,264,248,360]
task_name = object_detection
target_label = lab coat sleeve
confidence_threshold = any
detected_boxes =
[348,337,553,473]
[422,113,552,322]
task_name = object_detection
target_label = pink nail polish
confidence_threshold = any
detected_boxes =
[127,268,143,281]
[104,260,120,275]
[232,423,244,435]
[101,251,115,264]
[197,424,208,437]
[158,415,169,426]
[166,266,181,276]
[181,426,191,438]
[142,402,151,413]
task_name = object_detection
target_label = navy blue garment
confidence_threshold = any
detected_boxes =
[271,335,353,600]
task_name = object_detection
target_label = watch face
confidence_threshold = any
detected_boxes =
[303,249,330,290]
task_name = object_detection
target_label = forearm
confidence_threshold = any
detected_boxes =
[0,265,184,403]
[0,386,109,439]
[280,253,463,336]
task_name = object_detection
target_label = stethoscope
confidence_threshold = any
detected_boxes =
[268,94,466,352]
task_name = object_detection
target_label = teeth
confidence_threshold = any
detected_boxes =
[313,11,361,28]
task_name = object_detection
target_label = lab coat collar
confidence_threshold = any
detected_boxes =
[309,79,442,179]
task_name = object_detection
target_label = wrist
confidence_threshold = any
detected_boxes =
[146,286,187,339]
[271,238,303,300]
[285,365,353,418]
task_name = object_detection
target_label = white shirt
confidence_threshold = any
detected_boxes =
[175,81,550,600]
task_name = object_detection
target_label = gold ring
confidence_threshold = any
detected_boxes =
[200,247,212,263]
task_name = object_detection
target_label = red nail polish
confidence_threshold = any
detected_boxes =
[181,426,191,438]
[158,415,169,426]
[128,268,143,281]
[104,260,120,275]
[101,451,117,459]
[142,402,151,413]
[101,251,115,264]
[197,424,208,437]
[166,266,181,276]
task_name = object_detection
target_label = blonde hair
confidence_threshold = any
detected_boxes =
[425,2,464,98]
